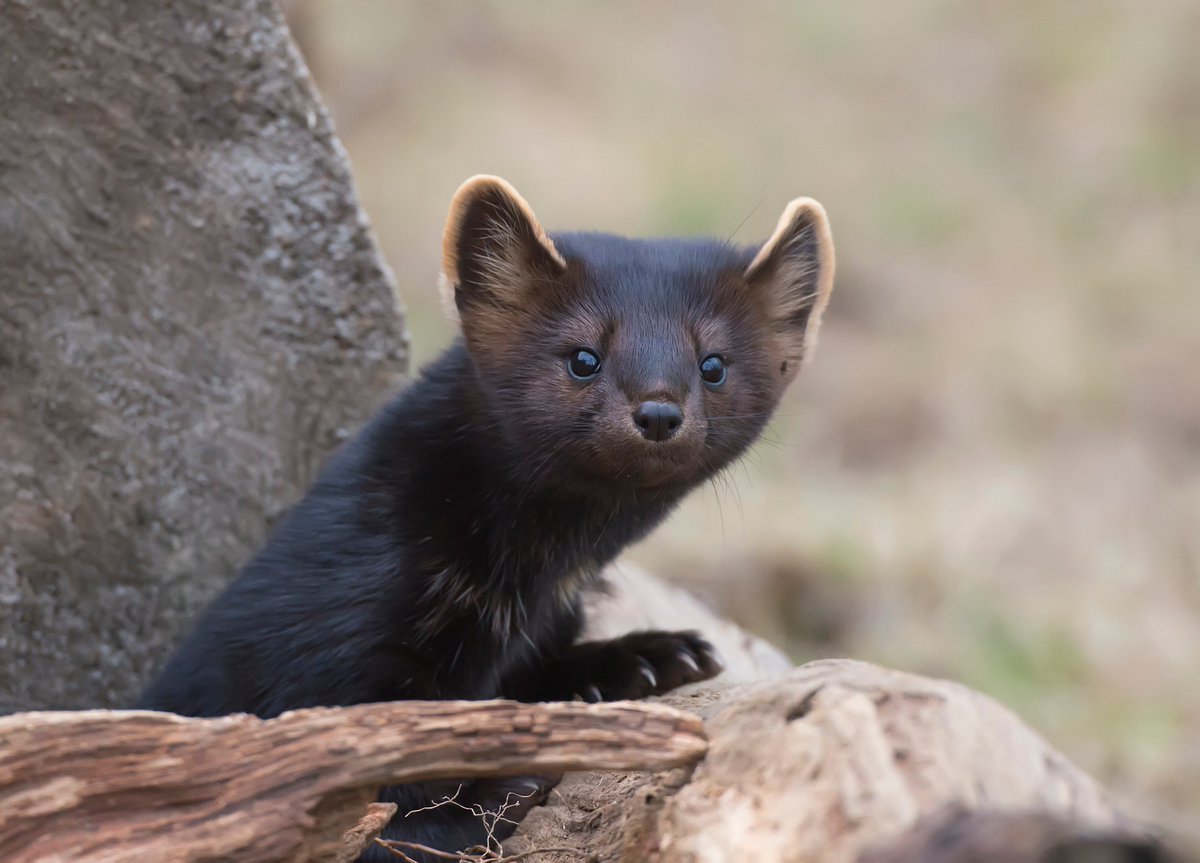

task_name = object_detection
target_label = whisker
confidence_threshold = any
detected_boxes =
[726,197,767,246]
[708,476,727,546]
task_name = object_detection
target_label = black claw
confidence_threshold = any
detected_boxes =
[560,631,724,705]
[699,645,724,673]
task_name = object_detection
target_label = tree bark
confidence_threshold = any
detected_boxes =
[0,700,706,863]
[0,0,406,712]
[334,803,399,863]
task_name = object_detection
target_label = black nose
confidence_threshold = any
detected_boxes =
[632,401,684,442]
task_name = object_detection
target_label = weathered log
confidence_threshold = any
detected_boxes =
[509,659,1140,863]
[0,700,706,863]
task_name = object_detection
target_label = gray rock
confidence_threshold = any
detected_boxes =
[0,0,407,710]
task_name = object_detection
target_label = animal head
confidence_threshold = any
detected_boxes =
[439,175,835,495]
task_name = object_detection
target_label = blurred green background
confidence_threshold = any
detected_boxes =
[285,0,1199,843]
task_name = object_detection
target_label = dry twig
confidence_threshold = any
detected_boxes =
[374,785,592,862]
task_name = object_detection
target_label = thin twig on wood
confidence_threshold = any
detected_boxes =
[376,837,593,862]
[374,782,591,862]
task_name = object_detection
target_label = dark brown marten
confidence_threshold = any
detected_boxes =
[138,176,836,860]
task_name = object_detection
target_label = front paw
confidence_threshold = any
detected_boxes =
[569,630,723,702]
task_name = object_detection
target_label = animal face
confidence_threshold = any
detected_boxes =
[439,176,835,496]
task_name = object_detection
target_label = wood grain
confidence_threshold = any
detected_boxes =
[0,699,706,863]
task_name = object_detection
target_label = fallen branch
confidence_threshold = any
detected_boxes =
[0,699,706,863]
[336,803,400,863]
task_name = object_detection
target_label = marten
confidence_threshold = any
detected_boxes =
[137,175,836,861]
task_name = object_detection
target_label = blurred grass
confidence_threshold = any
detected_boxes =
[287,0,1200,843]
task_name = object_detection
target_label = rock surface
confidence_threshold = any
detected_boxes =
[0,0,406,711]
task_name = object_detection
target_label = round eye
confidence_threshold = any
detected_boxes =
[699,354,727,386]
[567,348,602,380]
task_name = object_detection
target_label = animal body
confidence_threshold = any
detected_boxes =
[138,176,836,860]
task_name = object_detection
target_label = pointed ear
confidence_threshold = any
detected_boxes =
[743,197,836,379]
[439,175,566,325]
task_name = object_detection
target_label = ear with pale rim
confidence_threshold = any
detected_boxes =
[743,197,835,379]
[439,175,566,323]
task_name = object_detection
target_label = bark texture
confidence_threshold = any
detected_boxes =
[0,0,407,712]
[0,700,705,863]
[508,659,1139,863]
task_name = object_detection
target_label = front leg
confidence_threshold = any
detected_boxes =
[516,630,724,703]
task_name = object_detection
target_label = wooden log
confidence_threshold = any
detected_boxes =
[0,700,706,863]
[508,660,1136,863]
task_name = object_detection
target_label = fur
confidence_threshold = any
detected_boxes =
[137,176,835,861]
